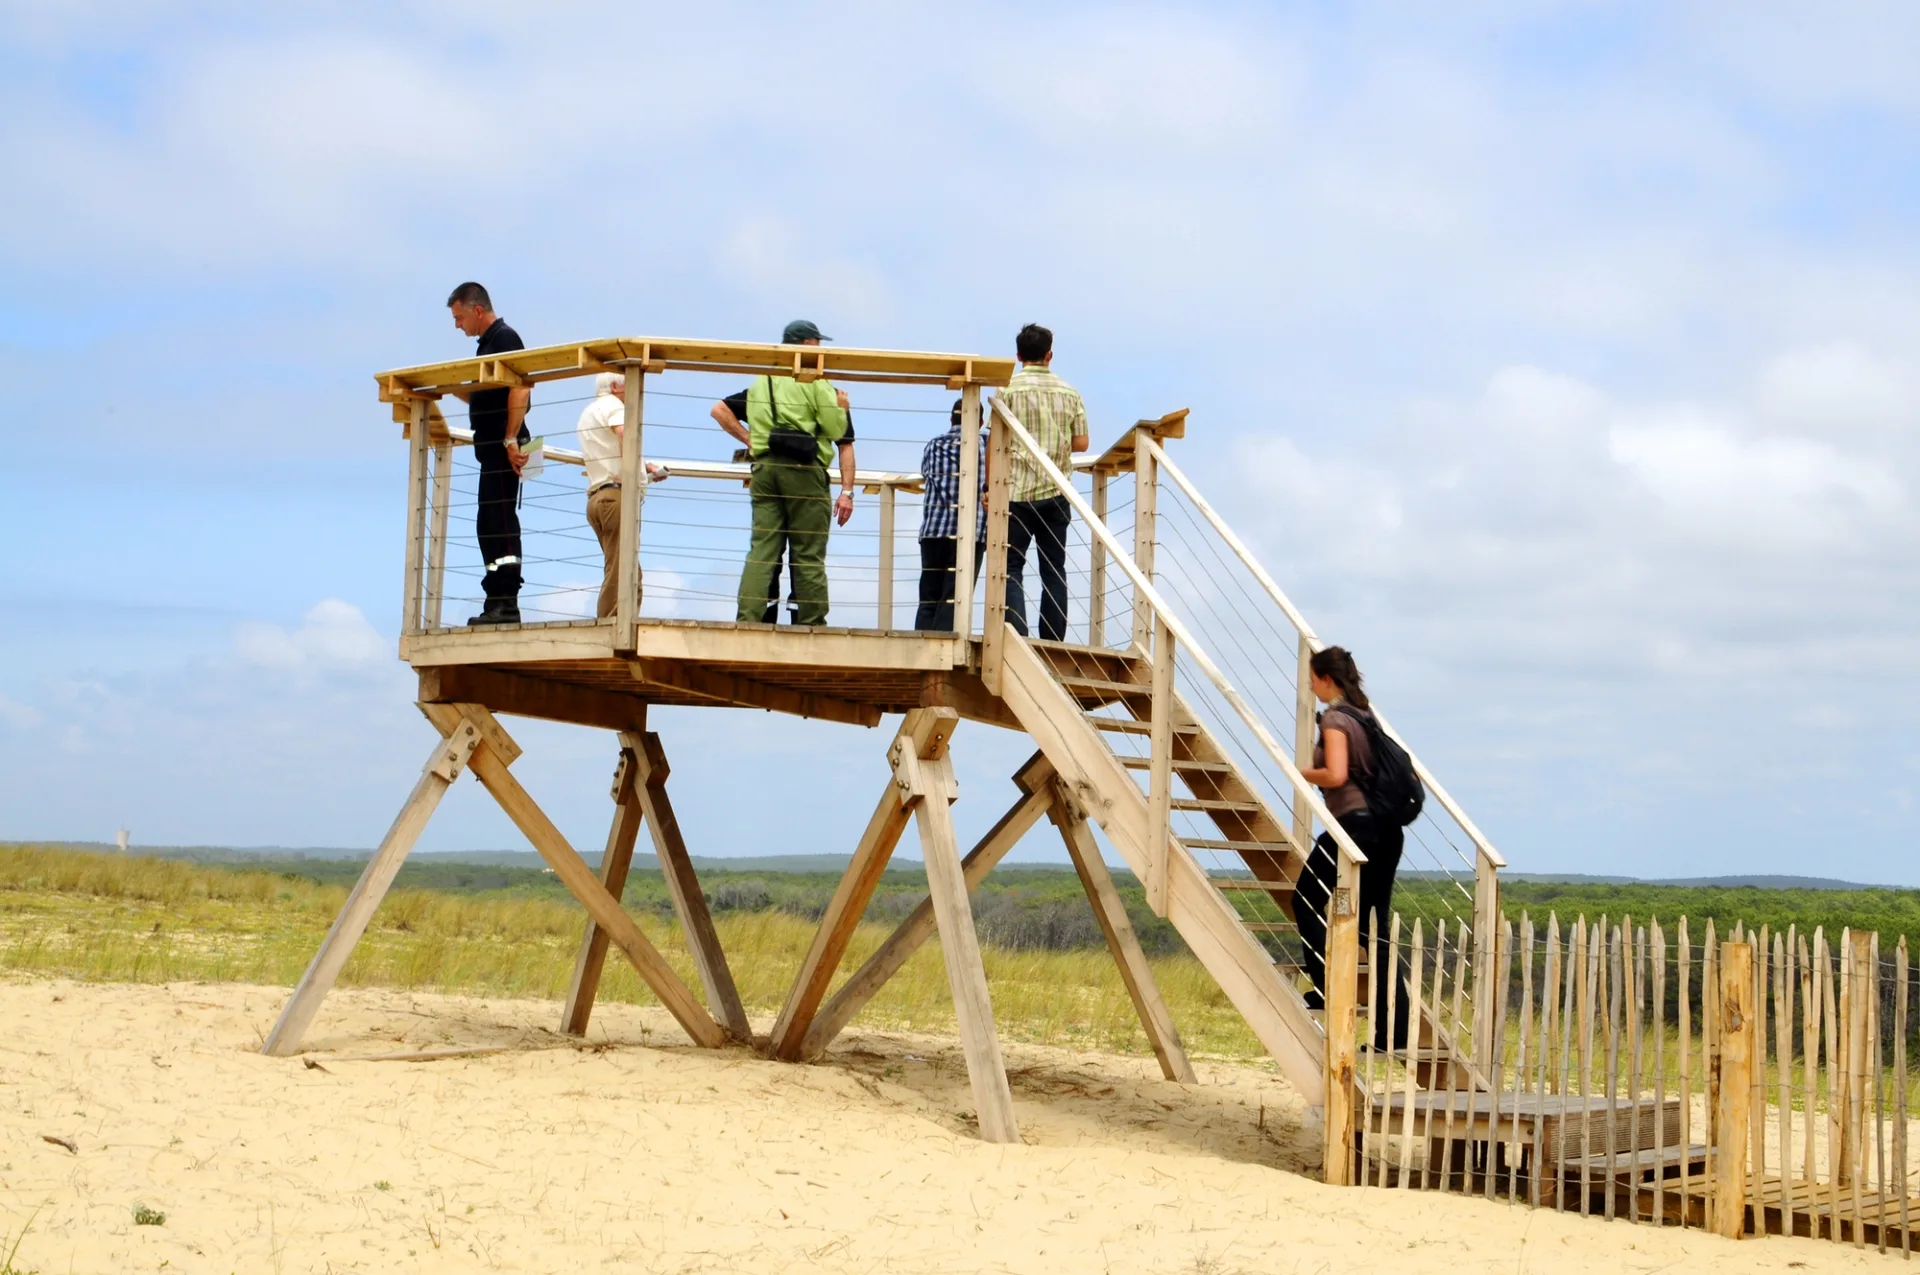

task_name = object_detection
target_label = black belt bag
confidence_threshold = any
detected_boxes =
[762,375,820,465]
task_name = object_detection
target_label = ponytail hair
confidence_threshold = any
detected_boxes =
[1309,646,1370,711]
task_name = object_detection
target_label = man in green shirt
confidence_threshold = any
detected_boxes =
[710,320,851,625]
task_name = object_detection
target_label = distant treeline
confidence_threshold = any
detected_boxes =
[23,847,1920,962]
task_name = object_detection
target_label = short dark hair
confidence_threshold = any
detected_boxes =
[446,281,492,310]
[950,398,964,426]
[1015,323,1052,363]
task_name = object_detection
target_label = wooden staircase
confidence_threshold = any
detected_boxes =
[995,635,1479,1106]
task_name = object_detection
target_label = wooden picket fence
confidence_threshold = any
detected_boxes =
[1341,911,1916,1250]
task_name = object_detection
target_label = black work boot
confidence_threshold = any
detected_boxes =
[467,598,522,626]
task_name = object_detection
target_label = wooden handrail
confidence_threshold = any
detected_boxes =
[441,426,927,492]
[990,399,1367,867]
[1139,436,1508,873]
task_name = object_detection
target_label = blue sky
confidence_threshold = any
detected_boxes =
[4,1,1919,881]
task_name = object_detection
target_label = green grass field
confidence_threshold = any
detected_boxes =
[0,844,1266,1060]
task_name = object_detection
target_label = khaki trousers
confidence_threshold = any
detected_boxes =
[587,484,637,619]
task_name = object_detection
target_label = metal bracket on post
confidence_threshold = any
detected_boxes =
[427,717,483,783]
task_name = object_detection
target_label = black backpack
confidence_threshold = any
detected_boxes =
[1327,704,1425,828]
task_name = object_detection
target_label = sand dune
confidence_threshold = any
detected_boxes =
[0,977,1883,1272]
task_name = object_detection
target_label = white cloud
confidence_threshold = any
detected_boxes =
[234,599,386,671]
[0,694,42,731]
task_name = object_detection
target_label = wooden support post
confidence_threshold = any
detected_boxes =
[1473,848,1500,1073]
[1131,426,1157,651]
[1052,779,1196,1084]
[423,703,727,1049]
[1145,614,1174,917]
[425,437,452,629]
[262,715,484,1055]
[402,398,431,636]
[1089,471,1108,647]
[981,404,1013,691]
[908,710,1020,1143]
[877,484,896,631]
[802,754,1056,1060]
[1323,849,1360,1184]
[954,386,981,639]
[1713,939,1754,1239]
[631,730,751,1041]
[615,367,646,652]
[1291,632,1314,856]
[769,713,943,1059]
[560,746,646,1036]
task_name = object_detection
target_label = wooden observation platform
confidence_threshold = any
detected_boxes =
[264,332,1511,1166]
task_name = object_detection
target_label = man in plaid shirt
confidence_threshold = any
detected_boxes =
[914,399,987,631]
[993,323,1089,641]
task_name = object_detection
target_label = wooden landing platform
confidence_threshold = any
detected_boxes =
[403,617,1138,732]
[1653,1173,1920,1246]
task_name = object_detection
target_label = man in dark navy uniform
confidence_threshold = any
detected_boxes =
[446,282,529,625]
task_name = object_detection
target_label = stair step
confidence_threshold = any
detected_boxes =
[1240,920,1301,935]
[1117,755,1233,773]
[1055,674,1152,696]
[1087,716,1197,736]
[1182,838,1294,853]
[1208,877,1294,894]
[1171,798,1264,814]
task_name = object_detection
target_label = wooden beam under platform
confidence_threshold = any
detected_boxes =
[419,666,648,733]
[631,658,881,728]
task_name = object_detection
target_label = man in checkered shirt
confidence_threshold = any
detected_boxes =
[914,398,987,631]
[993,323,1089,641]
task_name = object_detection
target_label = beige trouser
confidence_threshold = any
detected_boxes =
[587,484,637,619]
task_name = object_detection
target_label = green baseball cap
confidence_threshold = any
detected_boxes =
[782,319,831,344]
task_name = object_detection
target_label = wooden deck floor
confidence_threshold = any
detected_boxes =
[401,617,1139,732]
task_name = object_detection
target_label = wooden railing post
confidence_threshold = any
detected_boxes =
[1131,426,1157,652]
[1713,939,1754,1239]
[877,484,896,631]
[981,405,1012,692]
[954,385,981,640]
[1323,849,1360,1185]
[1473,848,1500,1073]
[1291,632,1314,855]
[402,398,430,637]
[614,367,646,652]
[1089,470,1108,647]
[1146,614,1174,916]
[425,435,452,629]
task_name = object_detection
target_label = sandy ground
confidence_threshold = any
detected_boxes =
[0,978,1891,1273]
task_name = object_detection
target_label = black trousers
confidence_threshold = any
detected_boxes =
[1292,810,1409,1049]
[1006,496,1071,641]
[474,441,523,602]
[914,537,986,631]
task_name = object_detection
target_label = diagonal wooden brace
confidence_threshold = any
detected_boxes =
[628,730,751,1040]
[769,710,957,1061]
[1049,775,1197,1084]
[421,703,726,1049]
[801,752,1056,1061]
[560,746,647,1036]
[262,712,486,1056]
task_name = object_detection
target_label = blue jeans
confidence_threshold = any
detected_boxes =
[1006,496,1071,642]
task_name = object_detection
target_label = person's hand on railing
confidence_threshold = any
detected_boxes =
[646,463,669,483]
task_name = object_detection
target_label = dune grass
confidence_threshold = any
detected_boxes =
[0,844,1267,1060]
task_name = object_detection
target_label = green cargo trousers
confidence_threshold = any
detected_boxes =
[737,458,832,625]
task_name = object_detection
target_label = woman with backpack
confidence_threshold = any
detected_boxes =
[1292,646,1409,1048]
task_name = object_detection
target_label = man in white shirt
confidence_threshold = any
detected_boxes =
[578,373,666,618]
